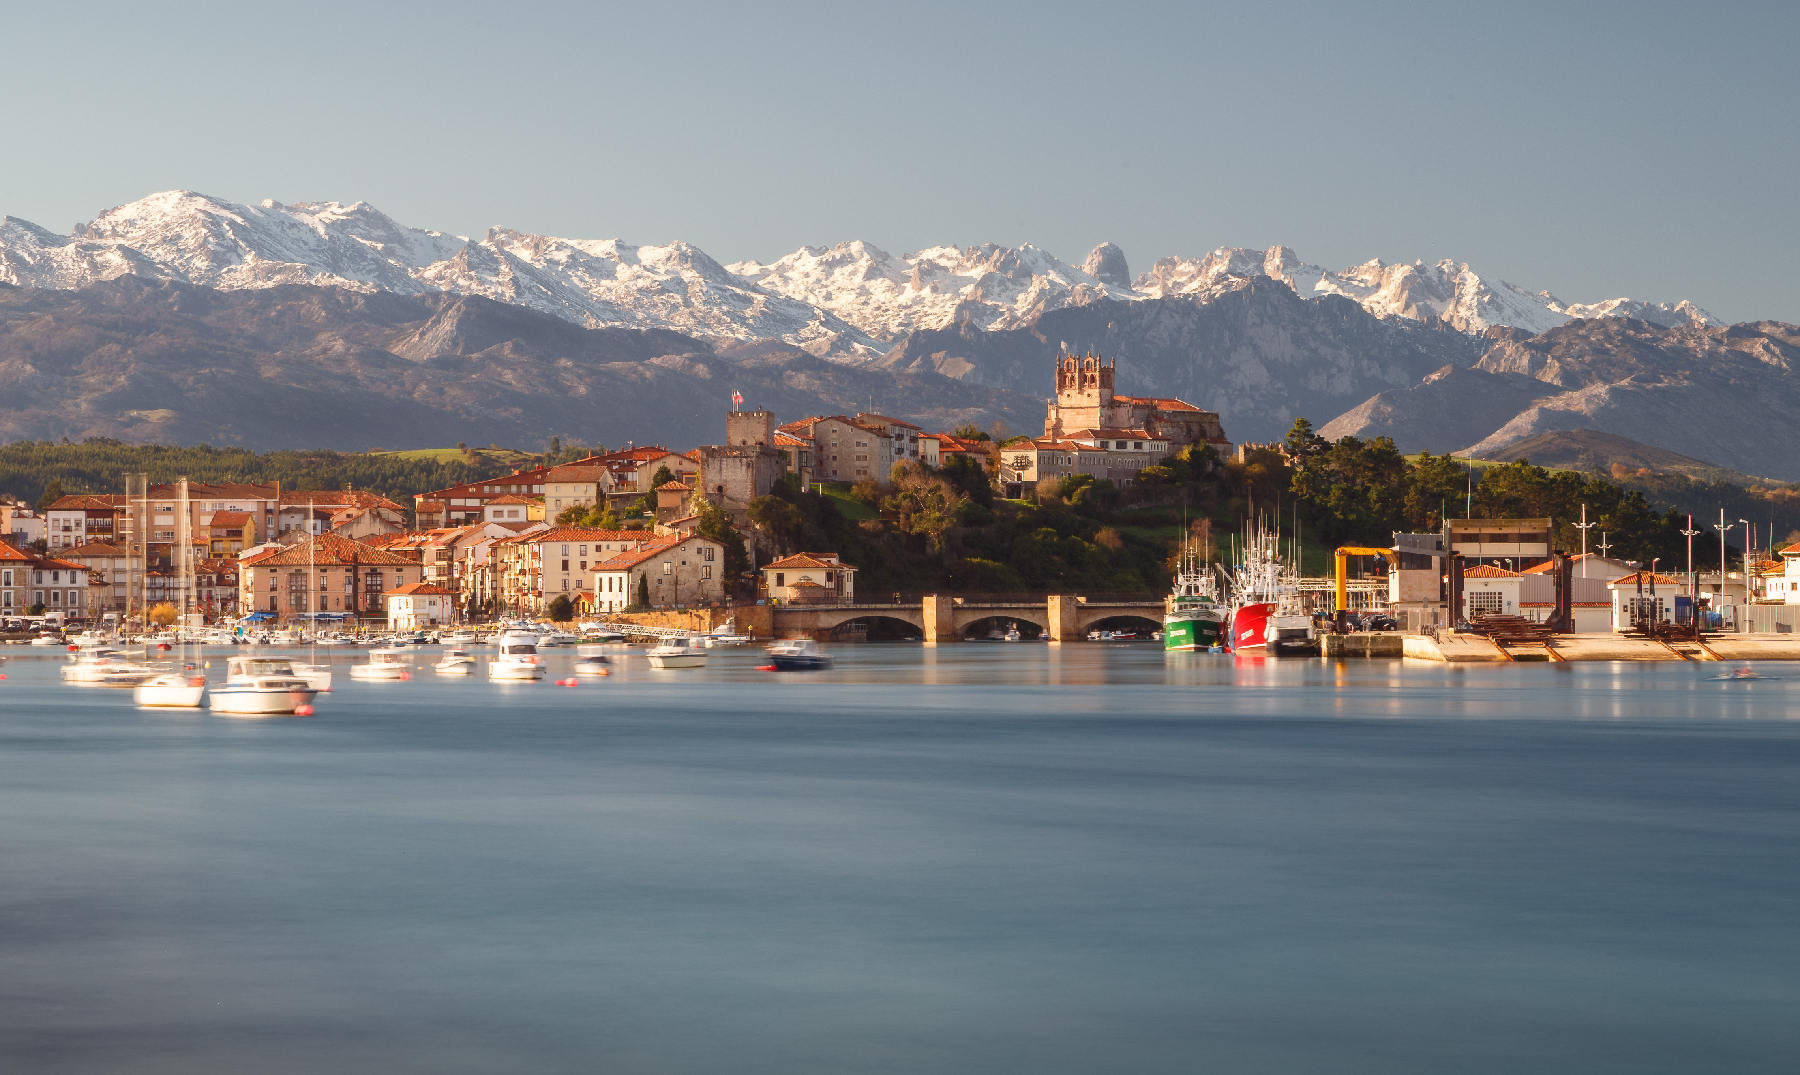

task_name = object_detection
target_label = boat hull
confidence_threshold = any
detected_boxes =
[208,685,317,715]
[489,661,545,680]
[347,666,408,680]
[768,654,831,670]
[1230,603,1275,650]
[135,679,205,708]
[1164,611,1226,651]
[435,661,475,675]
[647,654,706,668]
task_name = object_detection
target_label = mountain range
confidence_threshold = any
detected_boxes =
[1,189,1789,481]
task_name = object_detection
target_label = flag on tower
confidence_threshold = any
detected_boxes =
[731,391,743,408]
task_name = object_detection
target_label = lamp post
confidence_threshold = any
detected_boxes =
[1681,514,1699,616]
[1740,519,1752,633]
[1596,532,1612,561]
[1714,508,1734,608]
[1574,504,1596,578]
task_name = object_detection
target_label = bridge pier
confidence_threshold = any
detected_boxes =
[921,594,957,644]
[1046,594,1080,642]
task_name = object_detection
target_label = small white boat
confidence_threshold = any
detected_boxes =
[291,662,335,693]
[703,619,754,647]
[28,633,62,646]
[135,671,206,708]
[537,631,580,648]
[766,638,832,671]
[348,647,411,681]
[62,648,158,686]
[435,649,477,675]
[572,653,611,675]
[490,632,545,680]
[646,635,708,668]
[208,657,319,715]
[269,628,302,645]
[443,630,478,646]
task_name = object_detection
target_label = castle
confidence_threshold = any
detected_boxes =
[1043,353,1231,451]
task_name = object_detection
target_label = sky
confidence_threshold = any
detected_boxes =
[5,0,1796,322]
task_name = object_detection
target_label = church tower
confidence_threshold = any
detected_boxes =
[1044,352,1115,438]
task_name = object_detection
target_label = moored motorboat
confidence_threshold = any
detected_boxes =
[490,632,545,680]
[646,635,707,668]
[134,671,206,708]
[208,656,318,715]
[348,647,411,680]
[766,638,832,670]
[572,653,612,675]
[435,649,477,675]
[62,648,158,686]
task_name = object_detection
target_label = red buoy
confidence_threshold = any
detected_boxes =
[757,664,778,671]
[293,705,314,716]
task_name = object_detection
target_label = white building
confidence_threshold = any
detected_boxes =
[761,552,856,605]
[386,582,458,629]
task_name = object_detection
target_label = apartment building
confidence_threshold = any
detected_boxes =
[487,526,660,615]
[0,541,91,618]
[779,416,896,485]
[238,533,422,619]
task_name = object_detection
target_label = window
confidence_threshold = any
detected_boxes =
[702,564,712,579]
[562,579,570,591]
[775,572,784,587]
[1467,592,1504,617]
[1,570,8,587]
[561,545,570,555]
[703,547,714,562]
[662,562,672,575]
[561,560,569,572]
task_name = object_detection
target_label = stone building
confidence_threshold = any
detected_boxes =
[1043,352,1232,452]
[762,552,857,604]
[590,533,727,613]
[779,416,896,485]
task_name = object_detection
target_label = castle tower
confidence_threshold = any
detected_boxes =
[727,408,776,447]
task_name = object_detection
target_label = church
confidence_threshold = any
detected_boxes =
[1000,353,1234,498]
[1043,352,1231,449]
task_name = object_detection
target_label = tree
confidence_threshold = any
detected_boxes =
[939,452,993,507]
[881,465,968,555]
[148,602,178,626]
[851,479,881,505]
[546,594,575,622]
[747,494,803,550]
[634,572,650,610]
[1283,418,1328,471]
[35,478,65,513]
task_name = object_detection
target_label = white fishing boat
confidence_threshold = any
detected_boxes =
[766,637,832,670]
[348,647,411,681]
[134,671,206,708]
[646,635,708,668]
[490,632,545,680]
[435,649,477,675]
[208,656,318,715]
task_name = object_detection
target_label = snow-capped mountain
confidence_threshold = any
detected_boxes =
[0,191,1724,359]
[725,240,1138,338]
[0,191,881,358]
[1132,246,1720,334]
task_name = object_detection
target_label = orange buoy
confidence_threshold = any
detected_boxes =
[400,671,412,681]
[757,665,778,671]
[68,644,78,652]
[294,704,314,716]
[598,669,610,677]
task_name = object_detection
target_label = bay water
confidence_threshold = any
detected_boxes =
[1,644,1796,1073]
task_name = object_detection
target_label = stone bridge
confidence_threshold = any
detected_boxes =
[771,594,1166,642]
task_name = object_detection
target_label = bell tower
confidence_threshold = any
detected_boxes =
[1045,352,1115,437]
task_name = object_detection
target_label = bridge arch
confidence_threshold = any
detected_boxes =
[955,613,1049,640]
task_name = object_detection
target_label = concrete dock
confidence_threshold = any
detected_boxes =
[1390,632,1800,662]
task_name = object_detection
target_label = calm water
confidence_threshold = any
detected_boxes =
[1,643,1797,1074]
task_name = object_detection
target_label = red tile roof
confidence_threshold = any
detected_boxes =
[386,582,458,597]
[764,552,854,571]
[1461,564,1522,578]
[1609,571,1681,586]
[239,533,417,567]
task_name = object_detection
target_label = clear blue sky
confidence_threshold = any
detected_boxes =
[7,1,1795,322]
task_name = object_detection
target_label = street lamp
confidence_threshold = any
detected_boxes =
[1574,504,1596,578]
[1740,519,1752,633]
[1681,514,1699,617]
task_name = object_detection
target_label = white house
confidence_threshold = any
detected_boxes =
[762,552,857,605]
[385,582,458,629]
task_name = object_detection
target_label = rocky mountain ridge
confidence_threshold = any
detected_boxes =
[0,191,1720,356]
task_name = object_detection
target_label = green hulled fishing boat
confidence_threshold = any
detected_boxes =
[1164,541,1226,651]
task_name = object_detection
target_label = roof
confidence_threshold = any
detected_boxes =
[656,480,691,492]
[1461,564,1522,578]
[856,413,922,430]
[764,552,855,571]
[488,494,539,505]
[64,541,126,556]
[543,465,612,482]
[47,495,123,511]
[1113,395,1202,412]
[208,511,253,526]
[385,582,458,597]
[0,541,35,562]
[788,579,826,588]
[520,526,647,544]
[1065,428,1164,441]
[594,537,687,570]
[149,481,278,499]
[1520,553,1625,574]
[278,490,403,510]
[774,430,811,447]
[1609,570,1682,586]
[1018,438,1083,450]
[928,434,984,452]
[239,533,417,568]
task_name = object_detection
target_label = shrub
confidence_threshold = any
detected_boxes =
[547,595,575,622]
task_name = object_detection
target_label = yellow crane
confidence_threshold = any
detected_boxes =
[1334,546,1400,613]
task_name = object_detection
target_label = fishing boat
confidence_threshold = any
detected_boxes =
[646,635,708,668]
[766,638,832,670]
[434,649,477,675]
[490,632,546,680]
[348,647,411,681]
[1226,523,1316,653]
[208,656,318,715]
[1164,539,1227,651]
[134,671,206,708]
